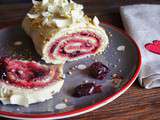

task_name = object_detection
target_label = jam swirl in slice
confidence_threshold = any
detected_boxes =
[0,57,56,88]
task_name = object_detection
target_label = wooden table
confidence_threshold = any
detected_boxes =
[0,1,160,120]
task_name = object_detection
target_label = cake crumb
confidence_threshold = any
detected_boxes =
[18,70,23,74]
[95,59,98,62]
[114,64,117,68]
[55,103,67,110]
[5,81,9,84]
[77,64,87,70]
[63,98,69,103]
[16,108,20,111]
[117,45,125,51]
[112,74,117,78]
[109,63,112,66]
[109,33,113,37]
[112,73,123,79]
[71,67,76,70]
[84,80,89,83]
[68,71,72,75]
[14,41,23,46]
[34,88,38,90]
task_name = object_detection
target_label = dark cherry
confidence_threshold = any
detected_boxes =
[89,62,109,80]
[73,83,102,97]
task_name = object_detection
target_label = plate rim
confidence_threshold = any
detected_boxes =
[0,22,142,120]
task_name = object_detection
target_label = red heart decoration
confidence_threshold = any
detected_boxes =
[145,40,160,55]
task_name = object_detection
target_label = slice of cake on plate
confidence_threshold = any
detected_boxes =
[0,57,64,107]
[22,0,109,64]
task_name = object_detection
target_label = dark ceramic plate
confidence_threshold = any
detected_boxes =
[0,23,141,120]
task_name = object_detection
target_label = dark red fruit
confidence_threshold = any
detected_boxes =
[73,83,102,97]
[89,62,109,80]
[0,57,52,88]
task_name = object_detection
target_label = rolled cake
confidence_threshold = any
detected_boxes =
[0,57,64,107]
[22,0,109,64]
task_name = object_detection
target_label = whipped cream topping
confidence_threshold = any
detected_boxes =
[27,0,100,28]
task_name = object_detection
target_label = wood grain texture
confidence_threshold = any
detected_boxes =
[0,1,160,120]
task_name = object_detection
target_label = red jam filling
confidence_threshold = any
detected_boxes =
[0,57,56,88]
[49,31,101,60]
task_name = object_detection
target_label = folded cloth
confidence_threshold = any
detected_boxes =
[120,4,160,89]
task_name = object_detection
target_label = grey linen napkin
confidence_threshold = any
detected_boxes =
[120,4,160,89]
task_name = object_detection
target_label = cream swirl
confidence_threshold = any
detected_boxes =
[27,0,100,28]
